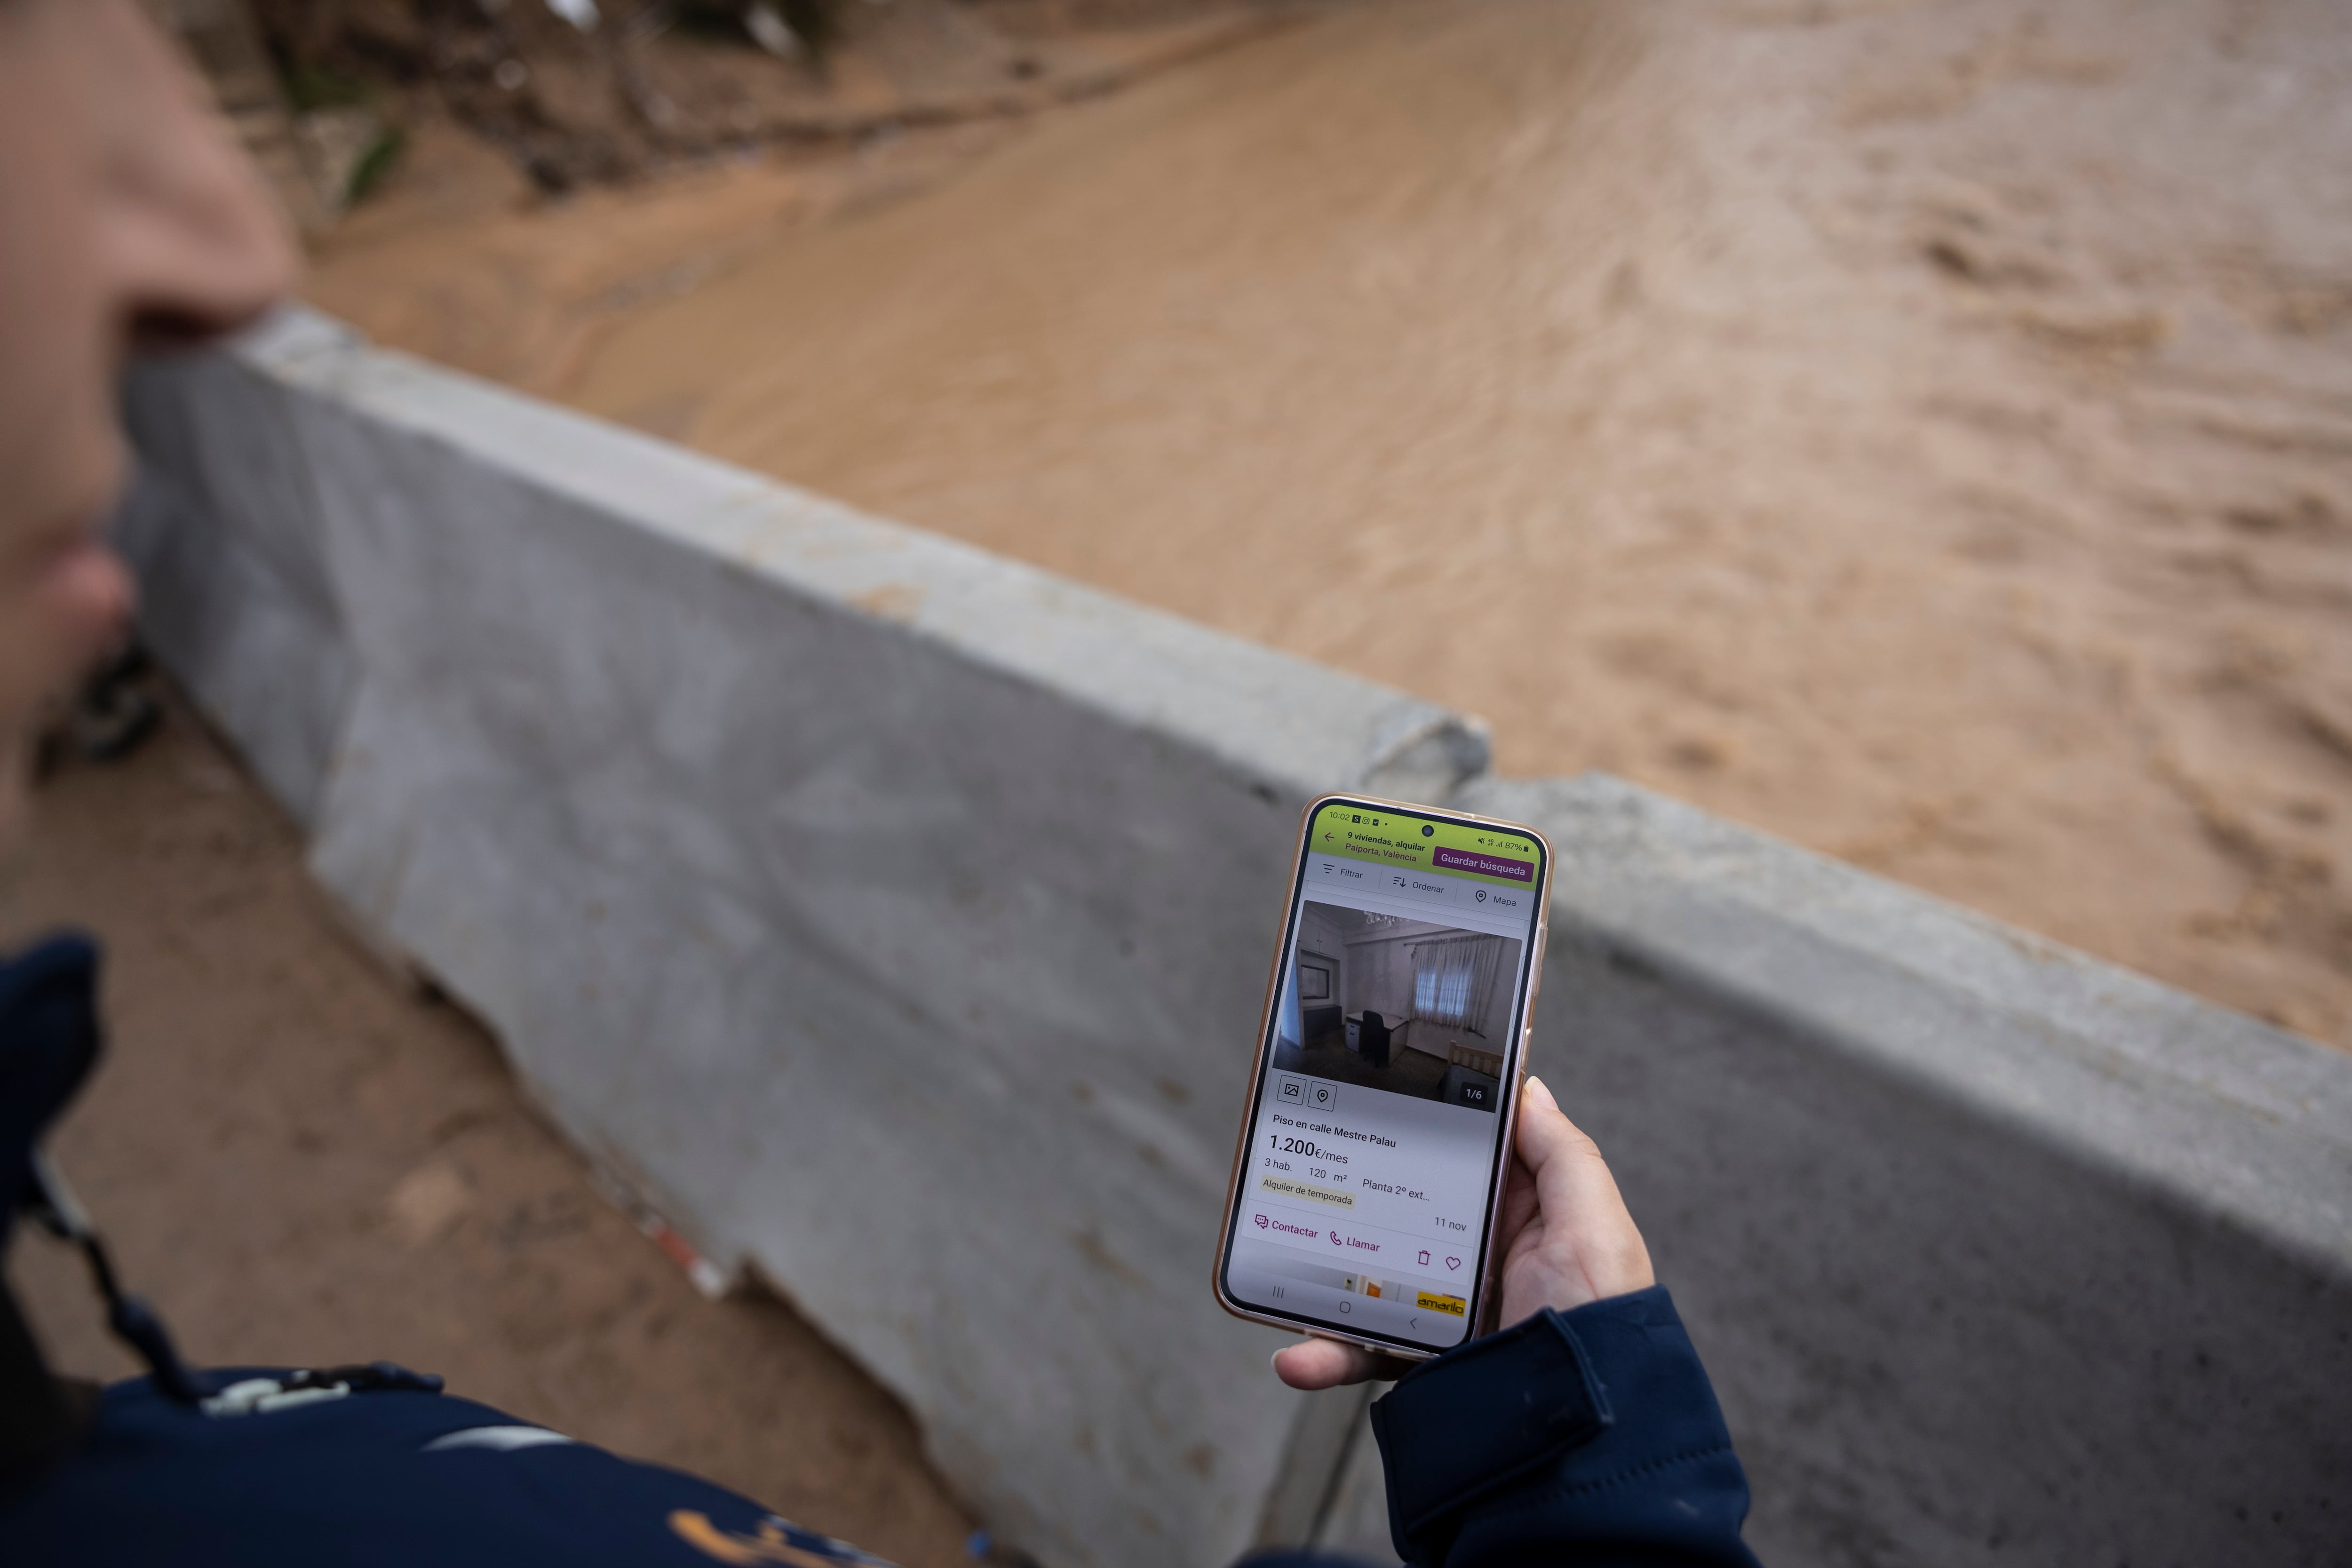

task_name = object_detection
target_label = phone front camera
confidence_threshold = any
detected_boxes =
[1421,824,1435,836]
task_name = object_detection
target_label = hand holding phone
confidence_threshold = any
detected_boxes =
[1270,1074,1655,1390]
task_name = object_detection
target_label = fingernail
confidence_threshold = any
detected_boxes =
[1524,1075,1557,1108]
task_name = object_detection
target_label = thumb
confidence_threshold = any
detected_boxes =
[1515,1074,1596,1193]
[1507,1076,1653,1310]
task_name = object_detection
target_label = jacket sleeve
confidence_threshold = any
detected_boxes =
[1366,1285,1761,1567]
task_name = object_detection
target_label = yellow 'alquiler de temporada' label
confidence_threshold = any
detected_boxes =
[1259,1173,1355,1209]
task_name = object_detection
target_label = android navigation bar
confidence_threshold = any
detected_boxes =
[1224,1248,1471,1348]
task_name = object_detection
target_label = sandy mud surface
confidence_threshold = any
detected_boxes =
[322,0,2352,1044]
[2,705,977,1568]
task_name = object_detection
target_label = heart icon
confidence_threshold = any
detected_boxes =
[1255,1214,1269,1229]
[1446,1257,1462,1271]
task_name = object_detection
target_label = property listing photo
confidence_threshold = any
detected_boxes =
[1271,901,1522,1111]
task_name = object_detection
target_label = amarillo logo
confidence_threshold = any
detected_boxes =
[669,1511,897,1567]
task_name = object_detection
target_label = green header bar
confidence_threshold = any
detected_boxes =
[1308,803,1542,888]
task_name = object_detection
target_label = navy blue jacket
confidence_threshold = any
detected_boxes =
[2,937,1761,1565]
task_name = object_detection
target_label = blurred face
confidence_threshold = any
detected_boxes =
[0,0,293,844]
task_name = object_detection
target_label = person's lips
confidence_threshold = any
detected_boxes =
[32,535,135,667]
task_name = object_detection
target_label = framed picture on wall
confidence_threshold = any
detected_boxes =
[1298,960,1333,1001]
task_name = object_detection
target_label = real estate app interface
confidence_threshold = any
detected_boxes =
[1223,803,1544,1351]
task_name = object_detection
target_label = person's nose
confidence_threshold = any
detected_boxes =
[99,0,299,354]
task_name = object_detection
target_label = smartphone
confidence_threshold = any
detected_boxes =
[1213,794,1552,1360]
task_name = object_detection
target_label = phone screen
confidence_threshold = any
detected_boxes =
[1218,799,1547,1353]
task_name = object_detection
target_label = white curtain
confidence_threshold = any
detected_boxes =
[1410,935,1505,1036]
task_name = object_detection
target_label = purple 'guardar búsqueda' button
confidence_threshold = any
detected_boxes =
[1430,847,1534,882]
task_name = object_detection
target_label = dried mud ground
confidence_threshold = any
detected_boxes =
[1,704,977,1568]
[317,0,2352,1047]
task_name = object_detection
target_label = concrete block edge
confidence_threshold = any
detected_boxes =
[221,308,1493,812]
[1462,772,2352,1285]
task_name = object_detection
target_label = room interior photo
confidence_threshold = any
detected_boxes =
[1270,902,1522,1111]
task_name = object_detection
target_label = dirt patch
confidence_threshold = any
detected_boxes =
[252,0,1303,192]
[1,697,977,1568]
[294,1,1311,398]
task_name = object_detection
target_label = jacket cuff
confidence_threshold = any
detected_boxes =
[1369,1302,1615,1552]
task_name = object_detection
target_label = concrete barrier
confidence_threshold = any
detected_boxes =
[121,310,2351,1568]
